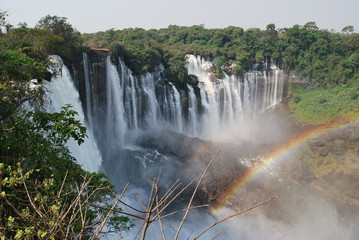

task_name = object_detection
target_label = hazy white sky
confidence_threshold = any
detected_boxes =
[1,0,358,33]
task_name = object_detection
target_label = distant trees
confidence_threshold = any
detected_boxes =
[0,9,7,33]
[266,23,276,31]
[303,21,319,30]
[2,8,359,87]
[342,25,355,35]
[36,15,81,46]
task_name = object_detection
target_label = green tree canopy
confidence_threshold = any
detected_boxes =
[342,25,355,35]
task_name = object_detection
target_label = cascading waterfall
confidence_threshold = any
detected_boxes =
[187,84,199,137]
[44,52,287,238]
[186,55,285,139]
[170,82,184,132]
[82,53,285,143]
[42,51,359,240]
[140,73,159,129]
[83,53,94,128]
[105,56,127,148]
[76,52,286,185]
[45,55,102,172]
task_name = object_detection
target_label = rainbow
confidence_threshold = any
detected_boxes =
[210,119,356,214]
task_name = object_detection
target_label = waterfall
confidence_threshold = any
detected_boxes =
[77,52,286,170]
[187,84,199,136]
[83,53,94,128]
[80,53,285,144]
[44,52,287,237]
[170,82,183,132]
[105,56,126,148]
[45,55,102,172]
[140,73,159,129]
[52,52,357,240]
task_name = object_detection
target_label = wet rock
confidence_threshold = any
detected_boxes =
[340,131,350,140]
[319,148,330,156]
[316,139,327,147]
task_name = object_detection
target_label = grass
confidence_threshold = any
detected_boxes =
[288,78,359,124]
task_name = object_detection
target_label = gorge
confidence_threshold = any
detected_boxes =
[53,52,285,185]
[45,52,359,239]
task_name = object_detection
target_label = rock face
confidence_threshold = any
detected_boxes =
[302,123,359,205]
[183,117,359,221]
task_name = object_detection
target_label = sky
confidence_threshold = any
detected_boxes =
[1,0,359,33]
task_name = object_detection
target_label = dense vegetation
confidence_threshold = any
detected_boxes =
[82,22,359,124]
[0,12,130,239]
[83,22,359,87]
[288,80,359,123]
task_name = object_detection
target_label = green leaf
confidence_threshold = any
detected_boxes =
[25,226,35,234]
[49,220,55,227]
[37,230,47,238]
[15,230,24,239]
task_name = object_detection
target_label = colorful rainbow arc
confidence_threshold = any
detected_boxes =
[209,120,356,215]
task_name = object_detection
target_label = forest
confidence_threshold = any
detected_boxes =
[1,10,359,238]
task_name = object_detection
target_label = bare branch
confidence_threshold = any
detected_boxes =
[135,193,147,211]
[194,196,276,239]
[151,178,196,221]
[210,231,223,240]
[174,150,220,240]
[86,202,147,220]
[91,183,129,239]
[151,180,182,213]
[57,170,68,202]
[21,173,45,219]
[140,183,159,240]
[158,205,209,220]
[119,199,148,214]
[155,195,166,240]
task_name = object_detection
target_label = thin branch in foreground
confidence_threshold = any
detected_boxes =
[21,172,45,219]
[57,170,68,202]
[194,196,276,240]
[90,183,129,240]
[210,231,223,240]
[158,204,209,220]
[174,150,220,240]
[151,178,196,221]
[119,199,148,214]
[85,203,146,221]
[155,195,166,240]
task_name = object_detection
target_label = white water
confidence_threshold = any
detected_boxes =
[140,73,159,129]
[187,84,199,136]
[52,53,284,173]
[83,53,94,129]
[186,54,285,139]
[80,54,285,143]
[105,56,127,148]
[45,55,102,172]
[170,82,184,132]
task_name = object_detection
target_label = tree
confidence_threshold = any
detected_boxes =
[213,56,226,68]
[303,21,319,30]
[36,15,81,47]
[342,25,354,35]
[0,9,7,33]
[0,106,131,239]
[266,23,276,31]
[0,50,48,82]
